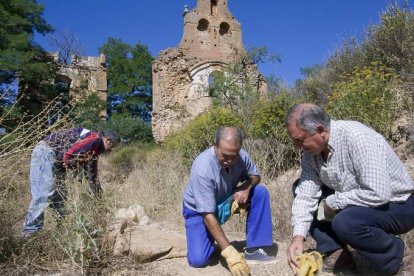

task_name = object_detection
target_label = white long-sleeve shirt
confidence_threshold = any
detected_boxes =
[292,120,414,238]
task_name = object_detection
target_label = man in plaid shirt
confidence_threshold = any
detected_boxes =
[285,103,414,275]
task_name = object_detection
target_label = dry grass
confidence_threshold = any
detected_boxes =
[104,140,298,240]
[0,163,121,274]
[243,138,299,180]
[1,96,414,275]
[0,98,118,274]
[106,147,189,230]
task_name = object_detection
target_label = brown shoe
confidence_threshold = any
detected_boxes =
[395,246,414,276]
[323,247,355,273]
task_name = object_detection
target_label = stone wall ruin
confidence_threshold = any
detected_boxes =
[152,0,267,143]
[18,52,108,120]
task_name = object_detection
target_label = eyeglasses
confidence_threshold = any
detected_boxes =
[289,132,315,148]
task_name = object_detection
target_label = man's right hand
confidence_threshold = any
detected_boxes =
[287,235,305,274]
[221,245,250,276]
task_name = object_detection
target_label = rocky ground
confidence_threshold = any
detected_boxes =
[106,157,414,276]
[114,241,392,276]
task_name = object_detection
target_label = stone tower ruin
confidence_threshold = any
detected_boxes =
[152,0,267,143]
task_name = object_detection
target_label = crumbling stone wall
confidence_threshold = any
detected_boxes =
[18,52,107,119]
[152,0,267,143]
[56,53,108,118]
[58,54,107,104]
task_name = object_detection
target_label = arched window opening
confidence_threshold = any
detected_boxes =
[219,22,230,35]
[197,18,209,31]
[208,70,224,97]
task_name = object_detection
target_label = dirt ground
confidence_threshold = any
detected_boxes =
[104,157,414,276]
[109,231,386,276]
[111,236,293,276]
[137,243,291,276]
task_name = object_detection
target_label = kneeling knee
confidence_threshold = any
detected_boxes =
[188,255,210,268]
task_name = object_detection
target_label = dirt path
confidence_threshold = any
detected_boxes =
[118,234,385,276]
[134,240,293,276]
[135,243,384,276]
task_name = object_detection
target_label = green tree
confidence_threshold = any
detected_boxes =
[99,38,153,121]
[206,46,280,128]
[0,0,54,87]
[0,0,58,126]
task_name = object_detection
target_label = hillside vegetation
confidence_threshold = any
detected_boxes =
[0,3,414,274]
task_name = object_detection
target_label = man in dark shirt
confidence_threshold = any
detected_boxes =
[22,128,120,236]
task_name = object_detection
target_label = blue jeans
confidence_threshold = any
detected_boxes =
[23,141,66,233]
[183,184,273,267]
[307,185,414,274]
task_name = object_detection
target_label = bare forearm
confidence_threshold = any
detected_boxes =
[203,213,230,250]
[242,175,260,188]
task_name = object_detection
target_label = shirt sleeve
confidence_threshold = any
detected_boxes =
[192,173,217,213]
[326,132,392,209]
[81,158,102,197]
[239,149,260,181]
[84,158,99,183]
[292,155,322,238]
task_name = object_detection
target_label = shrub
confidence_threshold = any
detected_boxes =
[364,4,414,74]
[108,141,154,174]
[327,63,398,138]
[293,64,335,105]
[249,92,300,139]
[246,93,300,177]
[103,113,153,143]
[295,3,414,105]
[165,107,244,162]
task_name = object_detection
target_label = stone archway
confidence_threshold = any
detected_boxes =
[185,61,226,117]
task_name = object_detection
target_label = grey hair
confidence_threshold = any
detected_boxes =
[285,103,330,134]
[214,126,243,147]
[101,129,121,144]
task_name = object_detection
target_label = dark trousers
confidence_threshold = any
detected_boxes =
[295,180,414,274]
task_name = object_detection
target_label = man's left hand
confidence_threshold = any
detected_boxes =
[323,200,337,221]
[234,184,251,204]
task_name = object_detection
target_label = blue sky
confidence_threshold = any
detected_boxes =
[35,0,411,86]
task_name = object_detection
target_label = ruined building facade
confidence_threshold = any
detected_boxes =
[152,0,267,143]
[18,53,108,119]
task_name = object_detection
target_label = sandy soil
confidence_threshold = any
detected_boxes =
[103,156,414,276]
[110,233,386,276]
[113,239,293,276]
